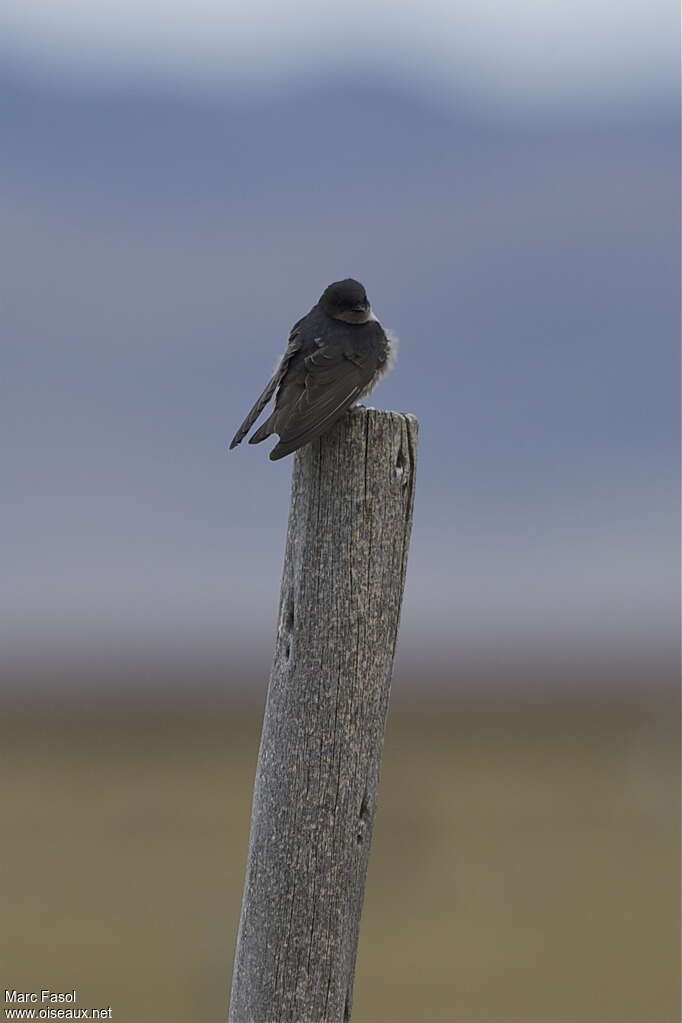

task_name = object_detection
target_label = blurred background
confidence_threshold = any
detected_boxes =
[1,1,679,1021]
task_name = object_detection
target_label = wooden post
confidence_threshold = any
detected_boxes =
[229,407,418,1023]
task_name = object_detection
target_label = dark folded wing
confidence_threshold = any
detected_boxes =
[229,325,303,449]
[268,341,380,460]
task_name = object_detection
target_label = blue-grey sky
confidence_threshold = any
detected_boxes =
[1,2,678,697]
[0,0,675,114]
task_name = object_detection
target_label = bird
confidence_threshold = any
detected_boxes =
[229,278,394,460]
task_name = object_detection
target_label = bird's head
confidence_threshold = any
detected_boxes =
[319,279,373,324]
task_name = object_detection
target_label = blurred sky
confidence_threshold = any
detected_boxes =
[1,1,679,697]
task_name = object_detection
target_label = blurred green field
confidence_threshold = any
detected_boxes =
[1,700,678,1023]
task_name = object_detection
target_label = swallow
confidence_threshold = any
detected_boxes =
[229,278,393,460]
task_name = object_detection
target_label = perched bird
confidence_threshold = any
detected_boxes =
[229,278,393,460]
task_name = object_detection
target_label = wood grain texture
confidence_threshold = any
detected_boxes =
[229,407,418,1023]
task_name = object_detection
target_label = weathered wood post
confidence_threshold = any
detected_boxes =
[229,407,418,1023]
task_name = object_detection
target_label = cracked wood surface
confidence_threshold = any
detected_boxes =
[229,408,418,1023]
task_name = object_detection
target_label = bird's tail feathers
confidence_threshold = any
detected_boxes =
[248,415,276,445]
[229,373,280,449]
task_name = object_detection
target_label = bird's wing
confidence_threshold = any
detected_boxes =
[268,340,382,460]
[229,324,303,449]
